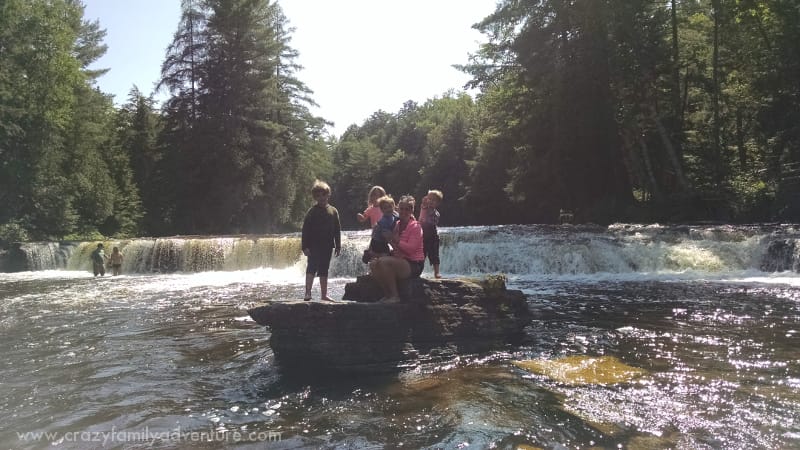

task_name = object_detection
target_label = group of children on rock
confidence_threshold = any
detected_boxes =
[302,180,443,302]
[88,180,442,298]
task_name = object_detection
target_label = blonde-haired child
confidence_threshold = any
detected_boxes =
[356,185,386,228]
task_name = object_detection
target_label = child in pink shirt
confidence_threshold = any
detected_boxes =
[356,185,386,227]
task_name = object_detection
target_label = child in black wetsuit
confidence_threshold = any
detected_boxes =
[301,180,341,301]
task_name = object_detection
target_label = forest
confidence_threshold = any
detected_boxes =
[1,0,799,243]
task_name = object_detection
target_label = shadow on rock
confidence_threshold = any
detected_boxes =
[248,275,532,375]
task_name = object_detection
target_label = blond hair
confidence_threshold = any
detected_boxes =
[377,195,395,209]
[427,189,443,202]
[367,185,387,205]
[311,180,331,196]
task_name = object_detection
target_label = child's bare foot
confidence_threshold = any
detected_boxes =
[304,292,312,301]
[321,296,335,302]
[435,273,442,279]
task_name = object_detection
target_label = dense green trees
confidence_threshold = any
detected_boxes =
[1,0,799,243]
[0,0,131,240]
[158,0,327,234]
[331,0,800,225]
[331,94,476,228]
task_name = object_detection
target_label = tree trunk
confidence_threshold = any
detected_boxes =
[737,108,747,170]
[711,0,722,183]
[638,133,661,201]
[651,105,689,192]
[671,0,683,126]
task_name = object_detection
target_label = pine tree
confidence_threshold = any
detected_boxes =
[0,0,114,238]
[158,0,208,233]
[158,0,328,234]
[463,0,633,223]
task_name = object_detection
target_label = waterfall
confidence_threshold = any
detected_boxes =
[436,224,800,276]
[60,236,310,274]
[17,242,76,271]
[438,225,772,275]
[4,224,799,276]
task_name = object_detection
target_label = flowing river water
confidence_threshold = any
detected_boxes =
[1,224,799,449]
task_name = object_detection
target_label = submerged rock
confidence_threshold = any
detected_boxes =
[248,275,532,374]
[513,355,646,385]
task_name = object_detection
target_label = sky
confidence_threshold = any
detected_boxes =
[82,0,496,136]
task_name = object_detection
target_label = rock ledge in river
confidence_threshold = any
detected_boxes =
[248,275,532,373]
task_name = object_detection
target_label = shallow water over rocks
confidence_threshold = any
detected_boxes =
[1,224,799,448]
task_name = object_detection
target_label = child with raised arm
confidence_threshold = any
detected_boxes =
[301,180,342,301]
[419,189,443,278]
[356,185,386,228]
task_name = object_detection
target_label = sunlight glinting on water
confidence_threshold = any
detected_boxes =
[1,269,93,280]
[127,266,307,293]
[2,224,799,449]
[721,275,800,287]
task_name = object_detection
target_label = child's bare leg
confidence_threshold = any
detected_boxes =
[434,264,441,278]
[304,273,314,300]
[320,276,334,301]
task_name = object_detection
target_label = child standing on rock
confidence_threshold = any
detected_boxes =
[419,190,443,278]
[301,180,342,302]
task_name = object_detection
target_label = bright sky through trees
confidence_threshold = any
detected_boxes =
[82,0,495,136]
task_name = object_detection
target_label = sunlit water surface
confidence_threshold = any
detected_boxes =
[1,266,798,449]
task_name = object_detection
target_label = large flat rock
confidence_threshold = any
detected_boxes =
[248,275,532,373]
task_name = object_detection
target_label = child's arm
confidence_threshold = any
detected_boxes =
[301,212,312,255]
[333,210,342,256]
[357,205,373,223]
[418,207,428,223]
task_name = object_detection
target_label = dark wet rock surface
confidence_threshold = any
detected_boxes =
[248,275,532,373]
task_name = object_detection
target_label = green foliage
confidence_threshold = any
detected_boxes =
[62,230,107,242]
[0,0,118,239]
[112,88,160,235]
[157,0,329,234]
[0,221,29,246]
[331,94,480,226]
[3,0,800,241]
[456,0,800,223]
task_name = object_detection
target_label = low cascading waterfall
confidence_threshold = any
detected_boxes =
[5,224,800,276]
[62,236,312,274]
[438,225,777,276]
[16,242,70,271]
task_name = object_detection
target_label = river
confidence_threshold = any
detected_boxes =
[1,224,798,449]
